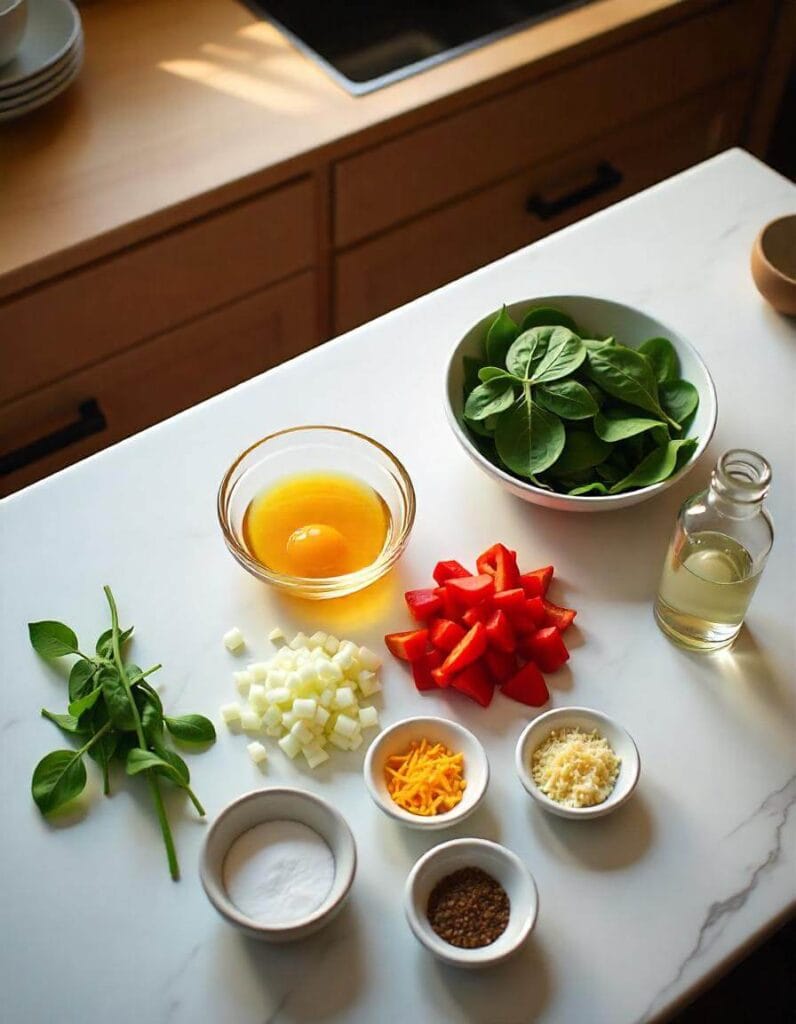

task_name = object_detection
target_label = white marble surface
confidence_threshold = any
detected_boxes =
[2,149,795,1024]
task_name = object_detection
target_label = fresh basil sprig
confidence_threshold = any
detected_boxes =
[29,587,215,880]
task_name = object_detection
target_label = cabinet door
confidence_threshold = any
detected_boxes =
[333,81,747,334]
[0,271,317,495]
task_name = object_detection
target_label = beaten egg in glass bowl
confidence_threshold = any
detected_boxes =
[217,426,415,599]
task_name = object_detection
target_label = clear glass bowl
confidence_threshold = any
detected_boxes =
[217,426,416,599]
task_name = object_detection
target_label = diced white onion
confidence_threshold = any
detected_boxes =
[247,741,268,764]
[223,627,245,652]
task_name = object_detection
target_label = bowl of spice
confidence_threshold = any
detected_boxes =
[515,706,640,819]
[405,838,539,968]
[200,787,356,941]
[363,716,489,830]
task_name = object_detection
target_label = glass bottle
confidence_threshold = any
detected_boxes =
[654,449,774,651]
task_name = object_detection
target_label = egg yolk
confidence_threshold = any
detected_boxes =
[285,524,348,576]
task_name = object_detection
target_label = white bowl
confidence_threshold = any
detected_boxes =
[404,838,539,968]
[200,787,357,942]
[363,716,489,830]
[515,706,640,820]
[0,0,27,66]
[445,295,717,511]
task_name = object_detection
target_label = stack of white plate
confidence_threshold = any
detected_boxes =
[0,0,83,122]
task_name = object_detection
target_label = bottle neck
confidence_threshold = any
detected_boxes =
[707,449,771,519]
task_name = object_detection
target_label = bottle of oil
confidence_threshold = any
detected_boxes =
[654,449,773,651]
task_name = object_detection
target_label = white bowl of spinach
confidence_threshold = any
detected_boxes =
[445,296,717,511]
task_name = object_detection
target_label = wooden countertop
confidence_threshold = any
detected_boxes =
[0,0,682,297]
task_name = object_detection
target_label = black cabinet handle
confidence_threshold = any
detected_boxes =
[526,162,623,221]
[1,399,107,476]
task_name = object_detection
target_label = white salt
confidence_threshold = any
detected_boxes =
[222,820,335,925]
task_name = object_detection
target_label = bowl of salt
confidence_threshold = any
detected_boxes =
[200,787,357,941]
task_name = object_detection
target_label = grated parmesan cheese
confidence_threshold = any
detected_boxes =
[531,727,620,808]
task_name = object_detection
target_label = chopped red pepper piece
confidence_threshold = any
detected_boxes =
[404,588,443,622]
[525,597,547,628]
[523,626,570,672]
[445,573,495,607]
[433,585,460,620]
[476,543,520,592]
[432,560,470,585]
[520,566,554,596]
[542,598,577,632]
[441,621,487,676]
[492,588,526,614]
[429,618,467,653]
[461,601,492,627]
[384,629,429,662]
[501,662,550,707]
[483,647,517,683]
[451,662,494,707]
[485,608,516,653]
[411,649,445,691]
[431,666,451,688]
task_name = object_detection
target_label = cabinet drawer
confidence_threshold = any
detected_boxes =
[334,80,747,334]
[0,177,315,405]
[0,271,317,496]
[334,0,769,246]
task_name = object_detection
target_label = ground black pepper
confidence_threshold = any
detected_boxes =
[426,866,510,948]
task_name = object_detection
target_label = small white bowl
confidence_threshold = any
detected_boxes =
[405,838,539,968]
[363,716,489,830]
[445,295,718,511]
[200,787,356,942]
[515,706,640,820]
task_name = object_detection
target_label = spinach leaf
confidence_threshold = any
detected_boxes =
[464,379,517,420]
[582,336,616,352]
[506,328,546,378]
[639,337,679,382]
[609,439,696,493]
[67,687,102,720]
[99,666,137,732]
[68,659,96,701]
[153,743,191,785]
[520,306,577,333]
[477,366,514,383]
[530,328,586,383]
[40,709,87,736]
[28,621,79,659]
[141,699,164,744]
[96,625,133,659]
[535,380,598,420]
[549,430,612,475]
[594,408,668,442]
[463,355,485,395]
[485,306,519,366]
[569,481,609,496]
[494,395,565,476]
[659,380,699,426]
[32,750,87,815]
[126,748,186,786]
[165,715,217,745]
[586,345,679,429]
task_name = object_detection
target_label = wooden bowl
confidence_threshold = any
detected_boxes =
[751,214,796,316]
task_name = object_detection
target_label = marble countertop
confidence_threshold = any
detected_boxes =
[2,148,794,1024]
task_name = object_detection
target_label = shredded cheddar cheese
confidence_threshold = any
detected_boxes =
[385,738,466,816]
[531,727,620,808]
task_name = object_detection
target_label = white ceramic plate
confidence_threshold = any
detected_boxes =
[0,0,80,89]
[515,706,641,820]
[0,38,79,118]
[445,295,718,512]
[0,35,79,109]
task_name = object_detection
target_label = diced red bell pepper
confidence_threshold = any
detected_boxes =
[445,574,495,607]
[523,626,570,672]
[492,588,526,614]
[384,629,429,662]
[461,601,492,628]
[542,598,577,632]
[451,662,494,708]
[404,588,443,622]
[485,609,516,653]
[501,662,550,707]
[483,648,517,684]
[429,618,467,653]
[520,565,554,596]
[431,666,451,688]
[433,586,460,621]
[476,543,520,592]
[412,649,445,691]
[441,621,487,676]
[432,560,470,585]
[525,597,547,628]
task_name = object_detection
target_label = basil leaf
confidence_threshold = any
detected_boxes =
[485,306,519,366]
[40,709,87,736]
[659,380,699,426]
[67,687,102,720]
[569,481,609,496]
[165,715,217,745]
[609,439,696,493]
[594,408,668,442]
[126,748,186,785]
[68,659,96,701]
[639,337,679,383]
[100,666,137,732]
[535,380,598,420]
[28,622,78,659]
[530,328,586,384]
[549,430,611,475]
[586,345,677,427]
[32,750,87,815]
[495,396,565,476]
[96,625,133,659]
[464,379,517,421]
[520,306,577,333]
